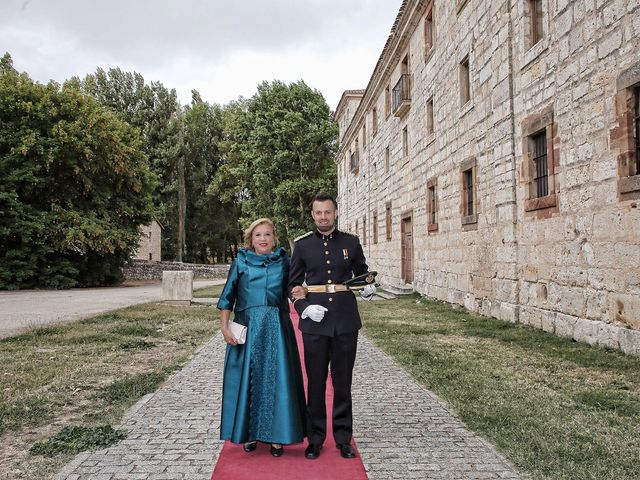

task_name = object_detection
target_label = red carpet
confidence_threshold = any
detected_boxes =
[211,305,368,479]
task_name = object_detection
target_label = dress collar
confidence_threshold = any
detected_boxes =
[239,247,286,266]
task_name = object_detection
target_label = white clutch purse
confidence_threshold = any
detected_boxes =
[229,321,247,344]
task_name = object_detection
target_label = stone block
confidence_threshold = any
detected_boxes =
[162,271,194,305]
[597,323,620,349]
[555,313,578,338]
[618,328,640,357]
[608,293,640,329]
[572,318,599,346]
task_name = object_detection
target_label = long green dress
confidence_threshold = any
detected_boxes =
[217,247,306,444]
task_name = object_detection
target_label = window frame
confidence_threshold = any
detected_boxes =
[385,84,391,118]
[402,126,409,158]
[460,157,478,228]
[426,96,435,136]
[424,1,435,61]
[427,177,438,233]
[521,106,558,213]
[460,55,471,107]
[372,107,378,136]
[385,202,392,241]
[529,0,544,47]
[385,145,390,174]
[372,210,378,244]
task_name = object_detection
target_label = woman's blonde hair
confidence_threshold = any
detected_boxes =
[243,218,278,249]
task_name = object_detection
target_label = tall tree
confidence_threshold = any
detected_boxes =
[213,80,338,248]
[65,69,182,260]
[182,92,237,263]
[0,63,155,288]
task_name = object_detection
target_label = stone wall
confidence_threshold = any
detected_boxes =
[335,0,640,356]
[123,260,229,281]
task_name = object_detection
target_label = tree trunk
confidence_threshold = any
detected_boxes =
[177,155,186,262]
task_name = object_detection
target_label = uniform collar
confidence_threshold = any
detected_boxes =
[315,228,339,241]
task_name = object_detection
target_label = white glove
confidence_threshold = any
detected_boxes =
[302,305,328,322]
[360,284,376,300]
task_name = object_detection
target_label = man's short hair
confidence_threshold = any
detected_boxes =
[310,192,337,210]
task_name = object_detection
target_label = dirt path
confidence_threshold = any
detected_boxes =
[0,280,224,339]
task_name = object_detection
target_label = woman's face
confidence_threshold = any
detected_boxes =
[251,223,275,255]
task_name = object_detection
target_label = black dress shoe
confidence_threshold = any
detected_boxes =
[243,441,257,452]
[336,443,357,458]
[304,443,322,459]
[270,444,284,457]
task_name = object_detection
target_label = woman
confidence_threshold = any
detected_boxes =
[218,218,306,457]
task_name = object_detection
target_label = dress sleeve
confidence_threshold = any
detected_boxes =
[217,258,239,311]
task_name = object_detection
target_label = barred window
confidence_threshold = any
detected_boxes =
[463,168,474,216]
[532,131,549,198]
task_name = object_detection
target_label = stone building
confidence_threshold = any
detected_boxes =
[133,220,162,261]
[335,0,640,355]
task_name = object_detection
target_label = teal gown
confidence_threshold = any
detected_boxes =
[217,247,306,444]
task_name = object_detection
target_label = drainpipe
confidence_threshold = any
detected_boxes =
[506,0,521,321]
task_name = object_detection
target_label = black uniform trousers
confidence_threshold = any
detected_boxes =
[302,329,359,446]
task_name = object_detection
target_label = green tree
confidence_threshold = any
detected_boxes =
[213,80,338,249]
[182,91,238,263]
[0,62,155,289]
[66,69,182,260]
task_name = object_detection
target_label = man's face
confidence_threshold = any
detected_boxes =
[311,200,337,233]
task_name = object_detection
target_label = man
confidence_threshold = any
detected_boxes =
[288,192,375,460]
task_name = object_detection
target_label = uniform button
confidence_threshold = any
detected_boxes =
[328,270,332,274]
[325,250,329,255]
[326,260,331,264]
[329,298,333,302]
[324,242,328,246]
[328,280,332,284]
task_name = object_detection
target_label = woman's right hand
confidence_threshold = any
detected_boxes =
[291,286,308,300]
[222,326,239,346]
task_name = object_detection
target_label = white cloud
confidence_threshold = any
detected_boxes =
[0,0,401,109]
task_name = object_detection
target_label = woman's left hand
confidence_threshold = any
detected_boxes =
[291,286,308,300]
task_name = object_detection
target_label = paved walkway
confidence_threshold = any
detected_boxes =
[0,280,222,339]
[55,331,523,479]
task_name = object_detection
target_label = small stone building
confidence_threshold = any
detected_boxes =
[133,220,162,262]
[335,0,640,355]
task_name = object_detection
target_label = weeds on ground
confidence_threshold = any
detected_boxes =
[29,425,127,457]
[360,295,640,480]
[0,302,218,480]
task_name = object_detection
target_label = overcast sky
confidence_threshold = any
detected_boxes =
[1,0,402,110]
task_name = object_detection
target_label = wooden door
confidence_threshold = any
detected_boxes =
[401,215,413,283]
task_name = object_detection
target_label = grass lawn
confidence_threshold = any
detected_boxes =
[359,294,640,480]
[193,283,225,298]
[0,302,218,480]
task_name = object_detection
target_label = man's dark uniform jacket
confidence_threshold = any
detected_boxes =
[288,229,368,335]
